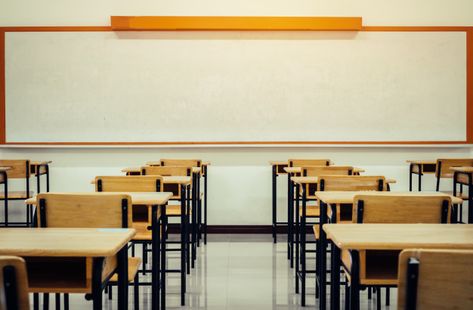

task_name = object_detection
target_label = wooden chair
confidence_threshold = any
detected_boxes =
[397,249,473,310]
[35,193,140,309]
[95,175,162,276]
[0,256,30,310]
[297,174,383,305]
[344,194,452,310]
[289,159,330,167]
[436,158,473,192]
[159,159,206,243]
[0,160,33,227]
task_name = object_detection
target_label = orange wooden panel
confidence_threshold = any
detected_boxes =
[110,16,362,31]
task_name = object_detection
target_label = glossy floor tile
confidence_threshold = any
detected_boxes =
[24,234,396,309]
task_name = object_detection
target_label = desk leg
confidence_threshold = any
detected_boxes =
[46,165,50,192]
[117,248,129,310]
[318,201,327,310]
[330,240,341,310]
[349,250,360,310]
[287,173,292,261]
[408,164,413,192]
[161,205,167,310]
[36,171,41,194]
[300,186,306,306]
[418,168,422,192]
[152,205,160,310]
[468,174,473,224]
[272,165,277,243]
[204,168,208,245]
[295,183,300,294]
[92,257,105,310]
[180,185,187,306]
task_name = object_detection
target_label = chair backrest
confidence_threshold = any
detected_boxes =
[95,176,163,192]
[142,166,191,176]
[436,158,473,178]
[288,159,330,167]
[160,159,201,167]
[318,175,385,191]
[397,249,473,310]
[353,194,451,224]
[302,166,353,177]
[36,193,133,228]
[0,256,29,310]
[0,160,30,179]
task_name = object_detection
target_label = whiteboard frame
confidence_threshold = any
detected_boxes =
[1,25,472,146]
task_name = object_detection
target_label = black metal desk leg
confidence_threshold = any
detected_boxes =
[318,201,327,310]
[92,257,105,310]
[180,185,187,306]
[468,174,473,223]
[418,167,422,191]
[161,205,167,310]
[409,164,413,192]
[330,241,341,310]
[272,165,277,243]
[151,205,160,310]
[117,248,129,310]
[46,165,50,192]
[349,250,360,310]
[204,167,208,245]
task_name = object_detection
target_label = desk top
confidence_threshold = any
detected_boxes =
[323,224,473,250]
[291,176,396,185]
[162,176,192,185]
[122,166,201,174]
[0,228,135,257]
[284,166,365,174]
[406,160,436,165]
[451,166,473,173]
[26,192,173,206]
[315,191,454,204]
[269,161,288,166]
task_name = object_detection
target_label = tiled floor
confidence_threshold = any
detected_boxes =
[30,234,395,309]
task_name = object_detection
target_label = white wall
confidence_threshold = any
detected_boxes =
[1,146,472,225]
[1,0,473,225]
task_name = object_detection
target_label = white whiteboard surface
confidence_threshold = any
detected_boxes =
[5,31,467,143]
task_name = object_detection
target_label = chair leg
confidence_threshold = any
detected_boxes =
[55,293,61,310]
[385,287,390,305]
[64,294,69,310]
[34,293,39,310]
[142,243,147,275]
[376,287,381,310]
[108,285,113,300]
[344,282,350,310]
[43,293,50,310]
[134,274,140,310]
[368,286,372,299]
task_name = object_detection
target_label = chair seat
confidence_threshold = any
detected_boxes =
[25,197,36,205]
[313,225,331,240]
[299,205,320,217]
[439,191,468,202]
[164,204,192,216]
[0,191,34,199]
[109,257,141,283]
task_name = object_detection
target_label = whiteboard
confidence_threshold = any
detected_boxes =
[5,31,467,143]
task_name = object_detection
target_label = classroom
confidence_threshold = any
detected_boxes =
[1,0,473,309]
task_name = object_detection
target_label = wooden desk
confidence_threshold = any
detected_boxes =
[30,161,52,193]
[25,192,172,310]
[269,161,289,244]
[315,191,460,310]
[121,167,141,175]
[323,224,473,310]
[0,228,135,310]
[452,166,473,223]
[406,160,436,191]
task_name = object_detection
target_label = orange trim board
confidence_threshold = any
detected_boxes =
[111,16,362,31]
